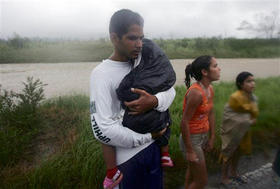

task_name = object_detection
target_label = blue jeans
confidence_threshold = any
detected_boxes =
[118,142,163,189]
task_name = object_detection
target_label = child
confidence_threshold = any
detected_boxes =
[220,71,259,187]
[180,55,220,189]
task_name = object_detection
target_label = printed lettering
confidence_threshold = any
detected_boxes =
[95,129,102,137]
[91,114,111,143]
[104,138,111,143]
[93,125,99,130]
[91,116,97,126]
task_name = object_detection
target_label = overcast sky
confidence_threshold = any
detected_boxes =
[0,0,279,39]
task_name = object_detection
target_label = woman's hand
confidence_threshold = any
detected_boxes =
[251,118,257,125]
[186,151,199,163]
[205,138,214,152]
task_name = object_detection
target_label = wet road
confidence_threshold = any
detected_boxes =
[179,148,280,189]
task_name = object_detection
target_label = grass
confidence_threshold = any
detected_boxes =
[0,77,280,188]
[0,37,280,63]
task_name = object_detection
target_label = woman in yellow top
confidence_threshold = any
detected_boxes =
[220,71,259,186]
[180,55,220,189]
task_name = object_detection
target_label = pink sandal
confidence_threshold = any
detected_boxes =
[103,170,123,189]
[161,156,174,167]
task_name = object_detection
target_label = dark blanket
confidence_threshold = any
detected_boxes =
[116,38,176,134]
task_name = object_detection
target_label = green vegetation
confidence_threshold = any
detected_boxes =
[0,77,46,166]
[1,77,280,188]
[1,36,280,63]
[155,38,280,59]
[0,37,112,63]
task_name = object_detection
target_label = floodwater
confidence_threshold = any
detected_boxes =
[0,58,279,98]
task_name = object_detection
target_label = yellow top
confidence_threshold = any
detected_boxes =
[228,90,259,118]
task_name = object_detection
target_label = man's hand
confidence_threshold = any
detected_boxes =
[151,127,167,139]
[124,88,158,115]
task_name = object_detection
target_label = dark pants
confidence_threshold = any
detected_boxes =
[118,142,163,189]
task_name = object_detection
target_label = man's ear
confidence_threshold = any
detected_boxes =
[110,33,119,44]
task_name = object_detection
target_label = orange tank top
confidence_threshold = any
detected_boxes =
[183,82,214,134]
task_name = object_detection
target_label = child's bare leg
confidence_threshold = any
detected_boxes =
[101,144,123,188]
[230,150,240,177]
[102,144,116,170]
[161,145,169,153]
[221,158,231,184]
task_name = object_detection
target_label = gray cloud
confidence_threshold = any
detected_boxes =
[1,0,279,39]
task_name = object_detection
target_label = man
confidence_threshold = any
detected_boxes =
[90,9,175,189]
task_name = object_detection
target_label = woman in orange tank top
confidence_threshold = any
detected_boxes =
[180,55,220,189]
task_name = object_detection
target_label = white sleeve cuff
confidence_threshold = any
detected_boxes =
[154,87,176,112]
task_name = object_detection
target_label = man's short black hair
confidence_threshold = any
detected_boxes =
[109,9,144,38]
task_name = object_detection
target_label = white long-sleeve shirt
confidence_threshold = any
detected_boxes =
[90,58,176,164]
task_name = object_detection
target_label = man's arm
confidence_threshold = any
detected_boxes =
[90,71,154,148]
[155,87,176,112]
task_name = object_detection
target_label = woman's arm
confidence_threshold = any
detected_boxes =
[180,89,202,162]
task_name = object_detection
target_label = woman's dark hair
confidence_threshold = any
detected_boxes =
[109,9,144,38]
[236,71,253,89]
[184,55,213,88]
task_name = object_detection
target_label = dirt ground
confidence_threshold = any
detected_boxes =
[1,58,279,98]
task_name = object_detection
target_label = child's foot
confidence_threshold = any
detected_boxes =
[103,169,123,189]
[161,155,174,167]
[230,175,247,184]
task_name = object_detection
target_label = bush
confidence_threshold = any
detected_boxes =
[0,77,47,166]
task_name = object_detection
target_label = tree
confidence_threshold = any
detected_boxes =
[8,33,30,48]
[237,11,280,38]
